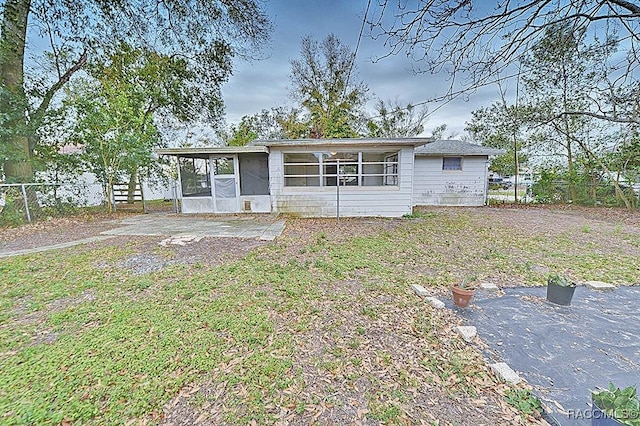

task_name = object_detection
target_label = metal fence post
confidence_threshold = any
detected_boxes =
[20,184,32,223]
[336,159,340,222]
[173,181,179,213]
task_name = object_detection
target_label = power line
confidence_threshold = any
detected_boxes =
[367,71,522,120]
[344,0,371,98]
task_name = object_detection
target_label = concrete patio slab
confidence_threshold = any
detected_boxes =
[100,214,286,240]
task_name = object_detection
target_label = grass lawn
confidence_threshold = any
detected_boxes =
[1,206,638,425]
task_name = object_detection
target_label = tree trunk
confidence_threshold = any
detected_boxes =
[566,135,578,203]
[0,0,32,182]
[127,169,138,204]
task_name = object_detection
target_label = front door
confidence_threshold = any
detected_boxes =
[211,156,240,213]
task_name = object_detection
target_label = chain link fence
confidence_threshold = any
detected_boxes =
[0,183,91,226]
[0,180,180,226]
[488,181,640,207]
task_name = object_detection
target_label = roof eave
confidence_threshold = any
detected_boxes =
[253,137,434,148]
[156,146,269,156]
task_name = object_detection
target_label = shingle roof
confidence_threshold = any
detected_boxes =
[414,139,506,156]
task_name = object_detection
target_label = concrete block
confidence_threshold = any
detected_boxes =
[411,284,429,297]
[479,282,499,291]
[584,281,616,291]
[425,296,445,309]
[455,325,477,342]
[489,362,521,384]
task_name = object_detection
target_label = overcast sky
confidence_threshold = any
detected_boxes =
[221,0,501,138]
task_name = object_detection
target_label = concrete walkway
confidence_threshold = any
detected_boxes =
[0,214,286,258]
[0,236,116,259]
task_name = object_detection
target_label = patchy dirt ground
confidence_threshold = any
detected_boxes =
[90,235,270,273]
[2,205,638,425]
[0,213,129,252]
[2,205,638,255]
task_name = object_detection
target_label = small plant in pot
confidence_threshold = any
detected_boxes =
[546,273,577,306]
[451,275,478,308]
[591,384,640,426]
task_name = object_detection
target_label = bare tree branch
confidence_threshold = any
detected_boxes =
[369,0,640,125]
[31,50,88,126]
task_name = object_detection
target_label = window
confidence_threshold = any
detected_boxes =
[323,152,358,186]
[443,157,462,171]
[213,157,234,175]
[179,157,211,197]
[383,153,398,185]
[283,151,399,187]
[283,153,320,187]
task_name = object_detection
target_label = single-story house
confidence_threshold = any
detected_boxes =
[156,138,504,217]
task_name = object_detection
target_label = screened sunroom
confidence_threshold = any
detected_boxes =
[157,146,271,214]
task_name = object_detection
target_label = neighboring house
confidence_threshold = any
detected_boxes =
[157,138,504,217]
[413,140,506,207]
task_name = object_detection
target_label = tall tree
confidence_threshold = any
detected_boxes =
[466,102,529,178]
[0,0,271,182]
[70,81,159,212]
[521,23,634,206]
[64,45,211,207]
[289,34,368,138]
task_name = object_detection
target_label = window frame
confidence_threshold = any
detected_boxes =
[442,156,463,172]
[283,150,400,188]
[179,156,212,198]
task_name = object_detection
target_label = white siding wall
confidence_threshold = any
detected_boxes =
[269,147,415,217]
[412,156,488,206]
[181,197,215,213]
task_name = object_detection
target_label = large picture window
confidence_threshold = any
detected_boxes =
[283,151,399,187]
[179,157,211,197]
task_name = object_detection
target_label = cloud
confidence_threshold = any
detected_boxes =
[222,0,503,136]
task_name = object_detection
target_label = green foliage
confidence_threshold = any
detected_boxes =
[226,119,259,146]
[531,168,564,204]
[0,190,26,226]
[547,273,575,288]
[504,388,542,416]
[0,0,272,182]
[459,274,479,289]
[366,99,428,138]
[289,34,368,138]
[223,107,303,145]
[465,103,530,177]
[592,384,640,425]
[532,165,637,208]
[65,45,195,208]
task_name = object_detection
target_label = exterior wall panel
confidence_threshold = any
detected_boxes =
[412,156,488,206]
[269,147,415,217]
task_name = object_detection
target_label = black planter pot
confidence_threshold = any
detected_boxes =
[591,401,626,426]
[546,282,576,305]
